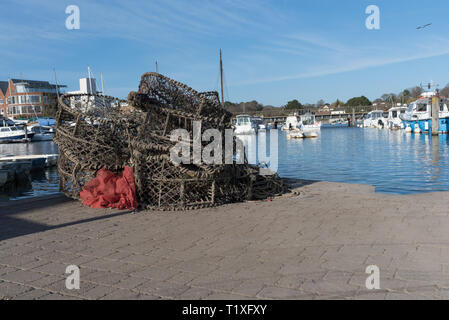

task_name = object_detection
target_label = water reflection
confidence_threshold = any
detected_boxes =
[273,127,449,194]
[0,141,59,202]
[3,129,449,200]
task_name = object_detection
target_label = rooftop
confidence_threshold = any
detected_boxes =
[11,79,67,89]
[0,81,8,95]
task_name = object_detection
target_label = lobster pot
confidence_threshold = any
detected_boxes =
[54,93,140,199]
[131,150,217,210]
[54,72,289,210]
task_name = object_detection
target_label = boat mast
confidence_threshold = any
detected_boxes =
[88,66,94,94]
[100,73,104,96]
[220,49,224,107]
[8,77,12,118]
[53,69,60,102]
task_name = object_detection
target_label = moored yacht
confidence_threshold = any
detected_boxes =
[27,125,54,141]
[386,106,407,130]
[400,91,449,133]
[234,115,258,135]
[253,117,266,132]
[363,110,388,128]
[299,113,321,138]
[0,126,34,142]
[282,115,300,131]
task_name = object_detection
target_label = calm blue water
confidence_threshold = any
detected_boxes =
[1,128,449,201]
[0,141,59,202]
[252,127,449,194]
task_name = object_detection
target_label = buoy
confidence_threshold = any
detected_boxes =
[414,123,421,133]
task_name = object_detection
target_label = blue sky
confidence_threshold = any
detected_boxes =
[2,0,449,106]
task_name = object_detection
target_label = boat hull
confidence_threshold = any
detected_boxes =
[402,117,449,133]
[0,133,34,140]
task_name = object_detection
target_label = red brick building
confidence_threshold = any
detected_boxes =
[0,79,66,119]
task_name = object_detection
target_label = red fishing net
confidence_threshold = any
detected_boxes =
[80,166,138,210]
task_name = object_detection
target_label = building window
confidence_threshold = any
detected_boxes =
[8,96,17,104]
[17,95,41,104]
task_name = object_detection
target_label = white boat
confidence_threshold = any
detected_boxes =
[299,113,321,137]
[28,125,54,141]
[282,115,300,131]
[234,115,258,135]
[363,110,388,128]
[282,115,319,139]
[0,126,34,142]
[401,91,449,133]
[386,106,406,130]
[8,118,28,125]
[253,117,266,132]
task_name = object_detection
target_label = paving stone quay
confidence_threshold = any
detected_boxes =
[1,181,449,300]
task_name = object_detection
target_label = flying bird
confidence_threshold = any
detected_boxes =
[417,23,432,29]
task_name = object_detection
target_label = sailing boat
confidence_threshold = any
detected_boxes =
[224,49,258,135]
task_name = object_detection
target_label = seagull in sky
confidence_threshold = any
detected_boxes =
[417,23,432,30]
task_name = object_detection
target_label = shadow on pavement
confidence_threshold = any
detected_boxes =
[0,195,133,241]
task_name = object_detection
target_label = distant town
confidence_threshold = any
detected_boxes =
[224,83,449,117]
[2,75,449,122]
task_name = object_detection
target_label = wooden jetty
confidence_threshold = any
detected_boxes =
[0,154,58,190]
[0,154,58,169]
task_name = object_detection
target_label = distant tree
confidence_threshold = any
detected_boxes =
[345,96,372,107]
[381,93,396,102]
[316,99,325,108]
[331,99,343,108]
[224,101,235,109]
[440,84,449,98]
[284,99,303,110]
[410,86,423,99]
[223,100,263,114]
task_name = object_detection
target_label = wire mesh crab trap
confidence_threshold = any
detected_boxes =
[54,72,288,210]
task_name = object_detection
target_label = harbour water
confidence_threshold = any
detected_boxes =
[2,127,449,202]
[0,141,59,202]
[282,127,449,194]
[244,127,449,195]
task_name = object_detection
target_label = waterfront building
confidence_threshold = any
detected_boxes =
[0,79,66,119]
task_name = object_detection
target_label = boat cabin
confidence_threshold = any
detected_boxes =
[300,113,316,125]
[388,107,406,119]
[236,115,253,126]
[366,110,387,120]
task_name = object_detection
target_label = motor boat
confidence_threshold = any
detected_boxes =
[282,115,300,131]
[386,106,407,130]
[0,126,34,142]
[299,113,321,138]
[28,125,55,141]
[253,117,266,132]
[234,115,258,135]
[400,91,449,133]
[363,110,388,128]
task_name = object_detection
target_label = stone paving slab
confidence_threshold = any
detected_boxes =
[1,182,449,299]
